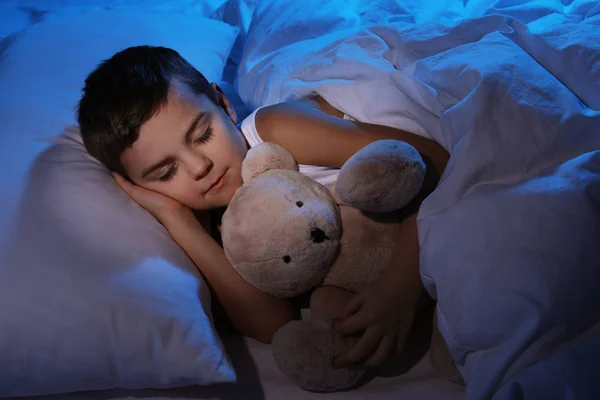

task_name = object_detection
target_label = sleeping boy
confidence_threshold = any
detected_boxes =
[77,45,449,369]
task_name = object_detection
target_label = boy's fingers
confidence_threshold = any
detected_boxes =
[112,173,135,194]
[364,334,394,368]
[332,312,366,335]
[342,296,363,318]
[111,172,126,186]
[333,328,380,368]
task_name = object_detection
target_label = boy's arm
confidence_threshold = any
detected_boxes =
[161,210,294,343]
[255,97,449,177]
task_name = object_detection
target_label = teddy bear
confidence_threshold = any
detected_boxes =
[220,139,427,392]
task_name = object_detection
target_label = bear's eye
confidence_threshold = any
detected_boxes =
[310,228,329,244]
[296,201,304,208]
[283,255,291,263]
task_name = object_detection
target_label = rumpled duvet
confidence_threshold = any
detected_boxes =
[235,1,600,398]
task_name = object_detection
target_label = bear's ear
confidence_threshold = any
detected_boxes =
[241,142,299,183]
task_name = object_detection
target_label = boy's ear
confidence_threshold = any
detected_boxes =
[211,82,238,124]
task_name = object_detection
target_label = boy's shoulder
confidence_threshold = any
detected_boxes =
[259,95,343,120]
[255,95,344,140]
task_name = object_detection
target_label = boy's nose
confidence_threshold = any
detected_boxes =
[187,155,213,181]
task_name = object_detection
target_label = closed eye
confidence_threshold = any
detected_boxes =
[158,164,177,182]
[193,126,213,145]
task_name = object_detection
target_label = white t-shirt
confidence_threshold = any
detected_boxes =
[239,106,356,188]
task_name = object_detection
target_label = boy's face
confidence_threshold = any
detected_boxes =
[120,80,248,211]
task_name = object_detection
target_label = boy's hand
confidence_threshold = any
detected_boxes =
[112,173,191,224]
[332,272,422,368]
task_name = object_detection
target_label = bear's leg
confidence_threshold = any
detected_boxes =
[271,285,366,392]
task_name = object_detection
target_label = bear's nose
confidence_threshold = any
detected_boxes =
[310,228,329,244]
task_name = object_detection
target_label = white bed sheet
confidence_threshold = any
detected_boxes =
[18,335,465,400]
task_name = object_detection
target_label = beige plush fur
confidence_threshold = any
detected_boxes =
[221,140,427,391]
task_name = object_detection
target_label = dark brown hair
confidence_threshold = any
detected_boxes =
[77,45,217,177]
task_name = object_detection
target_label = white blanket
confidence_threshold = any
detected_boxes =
[236,1,600,398]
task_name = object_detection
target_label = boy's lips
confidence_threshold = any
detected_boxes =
[206,170,227,194]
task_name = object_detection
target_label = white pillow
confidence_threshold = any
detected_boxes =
[0,11,239,398]
[0,0,229,38]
